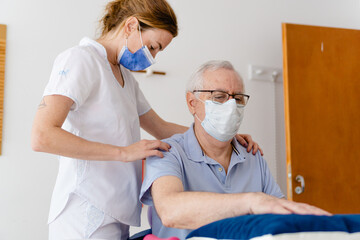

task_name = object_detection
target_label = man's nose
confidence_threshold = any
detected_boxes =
[228,94,236,100]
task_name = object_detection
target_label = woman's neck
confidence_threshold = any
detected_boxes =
[97,31,126,66]
[97,33,126,87]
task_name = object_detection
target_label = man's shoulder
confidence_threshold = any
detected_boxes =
[145,132,188,168]
[162,132,187,151]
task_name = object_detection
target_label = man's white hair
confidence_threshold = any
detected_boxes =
[185,60,243,93]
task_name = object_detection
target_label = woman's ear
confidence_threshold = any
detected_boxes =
[186,92,197,115]
[123,16,139,37]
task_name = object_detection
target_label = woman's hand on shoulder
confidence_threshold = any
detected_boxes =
[235,134,263,156]
[119,139,171,162]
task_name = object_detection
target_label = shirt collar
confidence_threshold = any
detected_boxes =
[184,124,247,165]
[79,37,108,60]
[229,138,247,165]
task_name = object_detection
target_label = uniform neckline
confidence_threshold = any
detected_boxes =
[79,37,126,89]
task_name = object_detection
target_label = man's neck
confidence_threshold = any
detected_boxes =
[193,124,233,173]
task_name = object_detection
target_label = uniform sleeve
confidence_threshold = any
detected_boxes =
[140,143,182,206]
[43,47,98,111]
[134,80,151,116]
[259,154,285,199]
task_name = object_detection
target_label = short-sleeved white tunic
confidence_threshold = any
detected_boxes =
[45,37,151,226]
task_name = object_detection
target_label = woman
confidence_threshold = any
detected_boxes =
[31,0,262,239]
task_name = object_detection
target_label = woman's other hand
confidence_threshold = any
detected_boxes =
[235,134,264,156]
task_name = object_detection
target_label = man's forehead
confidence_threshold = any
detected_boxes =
[202,68,244,91]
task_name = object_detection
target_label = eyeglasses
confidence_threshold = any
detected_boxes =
[193,90,250,106]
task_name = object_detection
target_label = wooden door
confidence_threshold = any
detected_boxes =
[0,24,6,155]
[282,23,360,214]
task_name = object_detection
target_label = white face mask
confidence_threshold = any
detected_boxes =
[195,99,244,142]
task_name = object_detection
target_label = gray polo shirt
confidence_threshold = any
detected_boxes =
[140,125,284,239]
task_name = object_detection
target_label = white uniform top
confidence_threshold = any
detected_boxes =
[45,37,151,226]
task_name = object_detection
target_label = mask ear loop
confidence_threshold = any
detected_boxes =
[194,113,202,122]
[193,94,205,122]
[138,24,144,47]
[124,30,129,48]
[124,23,142,48]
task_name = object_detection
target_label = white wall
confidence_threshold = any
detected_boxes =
[0,0,359,239]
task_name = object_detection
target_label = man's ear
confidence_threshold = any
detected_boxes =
[123,16,139,37]
[186,92,197,115]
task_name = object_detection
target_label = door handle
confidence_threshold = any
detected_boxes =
[295,175,305,194]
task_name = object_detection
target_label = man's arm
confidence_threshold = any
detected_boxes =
[151,176,331,230]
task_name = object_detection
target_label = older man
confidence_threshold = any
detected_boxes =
[139,60,330,240]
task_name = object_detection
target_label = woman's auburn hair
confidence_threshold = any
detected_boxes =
[100,0,178,37]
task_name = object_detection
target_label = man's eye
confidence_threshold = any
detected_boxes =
[214,95,226,99]
[150,45,155,50]
[235,96,245,104]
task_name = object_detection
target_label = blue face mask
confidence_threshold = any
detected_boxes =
[117,26,156,71]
